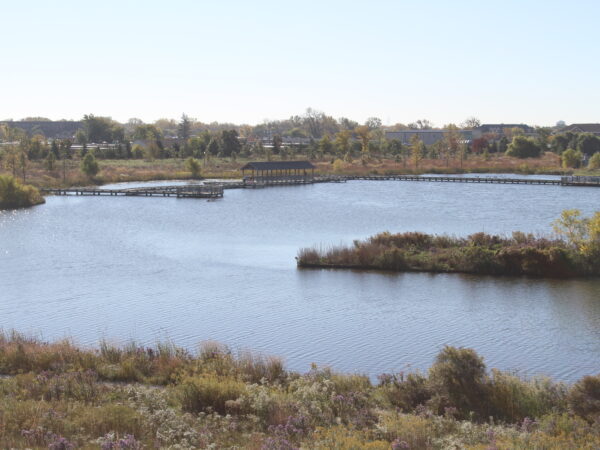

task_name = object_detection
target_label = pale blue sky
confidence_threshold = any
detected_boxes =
[1,0,599,126]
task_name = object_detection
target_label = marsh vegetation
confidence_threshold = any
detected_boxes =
[0,331,598,448]
[298,211,600,278]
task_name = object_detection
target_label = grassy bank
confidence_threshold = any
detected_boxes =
[2,152,590,190]
[0,331,598,449]
[297,227,600,278]
[0,175,45,209]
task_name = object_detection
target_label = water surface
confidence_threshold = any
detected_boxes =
[0,179,598,380]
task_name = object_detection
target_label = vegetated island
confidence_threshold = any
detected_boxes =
[297,210,600,278]
[0,175,45,210]
[0,331,599,448]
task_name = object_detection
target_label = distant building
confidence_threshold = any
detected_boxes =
[560,123,600,136]
[473,124,535,139]
[0,121,82,139]
[385,130,472,146]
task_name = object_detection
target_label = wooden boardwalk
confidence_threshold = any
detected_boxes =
[345,175,561,185]
[41,184,224,199]
[40,174,599,202]
[344,174,600,187]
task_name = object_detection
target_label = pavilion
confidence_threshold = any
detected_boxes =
[240,161,316,185]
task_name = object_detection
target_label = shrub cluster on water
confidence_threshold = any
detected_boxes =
[298,228,600,278]
[0,175,45,209]
[0,331,598,448]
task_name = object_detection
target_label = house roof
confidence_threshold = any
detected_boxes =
[240,161,315,171]
[562,123,600,133]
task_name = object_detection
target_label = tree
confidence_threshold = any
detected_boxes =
[506,136,541,158]
[75,129,88,145]
[45,151,56,171]
[561,148,583,168]
[354,125,371,160]
[410,134,423,169]
[220,130,241,157]
[409,119,433,130]
[206,138,220,156]
[82,114,124,143]
[365,117,382,130]
[59,140,73,183]
[18,145,28,182]
[461,117,481,129]
[576,133,600,157]
[553,209,600,257]
[132,124,162,142]
[535,126,552,151]
[334,130,351,156]
[81,151,99,177]
[2,144,18,177]
[303,108,325,138]
[339,117,358,131]
[588,152,600,169]
[550,132,575,153]
[185,157,202,178]
[178,114,192,146]
[318,135,333,154]
[471,137,488,155]
[442,125,461,166]
[498,136,509,153]
[272,135,282,155]
[387,138,403,161]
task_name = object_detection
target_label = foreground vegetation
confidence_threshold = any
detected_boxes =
[298,211,600,278]
[0,175,44,209]
[0,331,598,449]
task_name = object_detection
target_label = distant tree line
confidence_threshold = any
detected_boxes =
[2,111,600,177]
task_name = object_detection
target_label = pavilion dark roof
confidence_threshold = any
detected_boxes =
[240,161,315,171]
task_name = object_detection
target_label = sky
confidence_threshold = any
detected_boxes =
[1,0,599,127]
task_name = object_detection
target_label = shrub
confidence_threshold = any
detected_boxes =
[178,375,246,414]
[428,346,488,418]
[561,148,583,168]
[0,175,45,209]
[378,372,431,411]
[81,152,100,177]
[332,158,344,173]
[185,157,201,178]
[506,136,541,158]
[567,374,600,422]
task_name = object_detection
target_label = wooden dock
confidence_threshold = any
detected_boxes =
[41,184,224,199]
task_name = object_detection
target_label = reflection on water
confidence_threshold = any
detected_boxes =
[0,179,598,380]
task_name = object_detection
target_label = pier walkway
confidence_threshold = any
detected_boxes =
[41,184,224,199]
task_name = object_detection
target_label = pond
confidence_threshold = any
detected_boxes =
[0,178,598,381]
